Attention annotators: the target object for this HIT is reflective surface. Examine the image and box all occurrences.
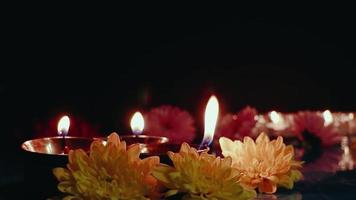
[119,135,169,145]
[21,135,170,155]
[140,143,209,155]
[21,136,97,155]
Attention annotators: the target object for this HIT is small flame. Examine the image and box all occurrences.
[323,110,333,126]
[349,113,354,120]
[130,111,144,135]
[57,115,70,136]
[269,111,282,124]
[201,95,219,146]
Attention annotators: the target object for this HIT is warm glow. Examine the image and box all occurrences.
[269,111,282,124]
[323,110,333,126]
[57,115,70,136]
[349,113,354,120]
[46,143,53,153]
[130,111,144,135]
[202,95,219,146]
[267,111,288,131]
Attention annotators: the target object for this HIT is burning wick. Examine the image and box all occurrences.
[130,111,144,136]
[200,95,219,149]
[57,115,70,153]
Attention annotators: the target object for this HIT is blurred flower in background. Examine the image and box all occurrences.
[144,105,196,143]
[291,111,341,147]
[215,106,258,140]
[301,147,343,183]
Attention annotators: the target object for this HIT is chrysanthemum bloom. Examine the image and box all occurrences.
[144,105,196,143]
[220,133,302,194]
[292,111,341,147]
[53,132,160,200]
[216,106,258,140]
[152,143,256,200]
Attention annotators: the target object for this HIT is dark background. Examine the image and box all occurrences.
[1,6,356,198]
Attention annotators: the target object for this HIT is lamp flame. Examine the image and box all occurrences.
[323,110,333,126]
[349,113,354,120]
[57,115,70,136]
[130,111,144,135]
[269,111,282,124]
[201,95,219,147]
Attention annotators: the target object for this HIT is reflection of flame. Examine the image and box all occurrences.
[323,110,333,126]
[202,95,219,146]
[269,111,282,124]
[57,116,70,136]
[46,143,53,153]
[339,136,354,170]
[130,112,144,135]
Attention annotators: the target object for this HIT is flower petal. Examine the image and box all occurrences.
[220,132,302,194]
[154,143,256,199]
[258,179,277,194]
[53,131,160,199]
[53,167,71,181]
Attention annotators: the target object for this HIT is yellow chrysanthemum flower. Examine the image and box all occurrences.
[219,133,302,194]
[53,132,160,200]
[152,143,256,200]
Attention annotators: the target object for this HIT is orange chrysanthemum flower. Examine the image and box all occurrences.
[53,132,160,200]
[152,143,256,200]
[220,133,302,194]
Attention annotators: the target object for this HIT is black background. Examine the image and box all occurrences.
[1,5,356,198]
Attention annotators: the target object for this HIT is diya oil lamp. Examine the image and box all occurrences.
[21,115,98,156]
[119,111,169,146]
[21,115,99,198]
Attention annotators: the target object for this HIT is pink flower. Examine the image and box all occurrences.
[34,116,101,138]
[302,148,342,173]
[291,111,341,147]
[215,106,258,140]
[301,147,342,182]
[144,105,196,143]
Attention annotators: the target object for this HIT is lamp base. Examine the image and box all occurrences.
[21,137,96,199]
